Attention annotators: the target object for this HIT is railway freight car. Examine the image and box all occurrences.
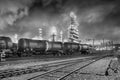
[64,42,80,55]
[0,36,94,58]
[18,38,64,57]
[80,44,92,54]
[0,36,16,57]
[17,38,93,57]
[46,41,63,56]
[18,38,47,57]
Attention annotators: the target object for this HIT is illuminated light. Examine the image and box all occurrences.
[38,28,43,40]
[51,26,57,35]
[48,38,52,41]
[70,11,77,19]
[14,34,18,43]
[50,26,57,42]
[32,36,39,40]
[63,39,68,42]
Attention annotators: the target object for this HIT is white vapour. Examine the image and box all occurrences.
[0,0,33,30]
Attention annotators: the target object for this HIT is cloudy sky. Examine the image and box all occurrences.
[0,0,120,42]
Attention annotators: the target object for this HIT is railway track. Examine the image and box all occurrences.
[0,56,101,79]
[28,56,106,80]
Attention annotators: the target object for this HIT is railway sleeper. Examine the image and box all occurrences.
[43,74,61,78]
[0,75,6,79]
[49,72,68,77]
[55,70,71,74]
[0,73,11,78]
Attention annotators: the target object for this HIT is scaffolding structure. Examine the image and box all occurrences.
[68,12,79,43]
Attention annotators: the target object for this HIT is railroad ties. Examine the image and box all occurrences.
[28,56,106,80]
[0,57,99,79]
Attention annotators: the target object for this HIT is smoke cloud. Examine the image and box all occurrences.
[0,0,120,42]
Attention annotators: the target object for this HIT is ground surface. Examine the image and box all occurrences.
[2,57,119,80]
[64,57,120,80]
[0,51,116,80]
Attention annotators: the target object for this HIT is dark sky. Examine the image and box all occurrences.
[0,0,120,41]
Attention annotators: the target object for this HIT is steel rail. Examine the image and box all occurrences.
[28,56,106,80]
[58,57,104,80]
[0,56,97,79]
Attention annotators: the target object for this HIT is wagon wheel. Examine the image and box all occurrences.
[69,50,73,55]
[27,52,32,57]
[52,52,56,56]
[17,52,22,57]
[57,52,62,56]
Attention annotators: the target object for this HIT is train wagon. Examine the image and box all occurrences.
[0,36,94,58]
[18,38,64,56]
[46,41,63,56]
[18,38,47,56]
[0,36,14,57]
[80,44,91,54]
[64,42,80,55]
[0,37,13,49]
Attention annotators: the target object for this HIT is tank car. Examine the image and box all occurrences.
[18,38,47,56]
[18,38,64,56]
[80,44,91,54]
[46,41,63,56]
[63,42,80,55]
[0,36,14,57]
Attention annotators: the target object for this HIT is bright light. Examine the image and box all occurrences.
[12,34,18,43]
[70,11,76,19]
[32,36,42,40]
[51,26,57,35]
[63,39,68,42]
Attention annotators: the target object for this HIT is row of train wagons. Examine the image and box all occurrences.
[0,37,93,57]
[18,38,64,56]
[17,38,92,56]
[17,39,80,56]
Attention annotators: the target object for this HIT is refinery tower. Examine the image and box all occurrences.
[68,12,79,43]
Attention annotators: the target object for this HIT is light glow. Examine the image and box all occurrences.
[51,26,57,35]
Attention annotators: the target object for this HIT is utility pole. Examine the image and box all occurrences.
[103,38,105,50]
[111,41,114,52]
[106,43,107,50]
[60,31,63,42]
[52,34,56,42]
[93,39,95,48]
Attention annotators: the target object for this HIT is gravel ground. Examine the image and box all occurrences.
[64,57,120,80]
[1,56,110,80]
[0,56,91,71]
[1,56,93,80]
[0,52,112,80]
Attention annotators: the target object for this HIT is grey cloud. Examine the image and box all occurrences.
[0,0,120,41]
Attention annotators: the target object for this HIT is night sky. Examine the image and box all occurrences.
[0,0,120,41]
